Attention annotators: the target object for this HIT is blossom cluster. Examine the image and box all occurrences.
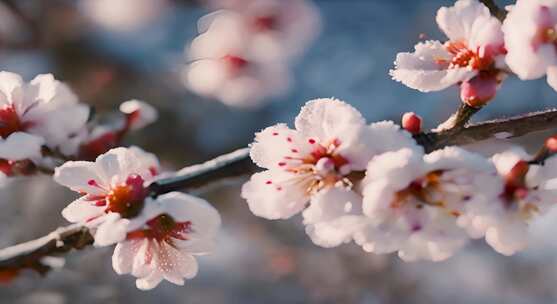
[391,0,557,106]
[184,0,321,107]
[0,71,156,184]
[242,98,557,261]
[55,147,221,290]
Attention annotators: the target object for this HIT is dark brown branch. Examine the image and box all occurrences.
[2,108,557,278]
[416,108,557,152]
[479,0,507,21]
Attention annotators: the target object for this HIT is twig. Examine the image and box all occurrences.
[416,108,557,152]
[2,108,557,277]
[479,0,507,21]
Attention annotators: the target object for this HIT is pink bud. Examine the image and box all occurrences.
[460,73,498,107]
[402,112,422,135]
[546,135,557,152]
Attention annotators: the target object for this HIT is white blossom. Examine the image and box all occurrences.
[199,0,321,62]
[0,71,89,162]
[357,146,499,261]
[502,0,557,91]
[185,10,291,107]
[112,192,221,290]
[54,147,160,246]
[458,148,557,255]
[390,0,505,104]
[242,98,421,225]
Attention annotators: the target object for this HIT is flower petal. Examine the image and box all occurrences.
[294,98,365,141]
[136,271,164,290]
[249,123,313,170]
[0,132,44,160]
[94,214,130,247]
[54,160,106,194]
[436,0,492,42]
[241,170,309,220]
[61,197,105,223]
[303,188,365,248]
[339,121,422,170]
[390,40,476,92]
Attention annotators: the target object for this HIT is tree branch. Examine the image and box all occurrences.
[2,108,557,278]
[479,0,507,21]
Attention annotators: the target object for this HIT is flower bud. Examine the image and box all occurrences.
[545,135,557,152]
[402,112,422,135]
[460,73,498,107]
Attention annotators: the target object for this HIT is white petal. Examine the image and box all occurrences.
[436,0,492,42]
[490,147,530,176]
[364,148,426,191]
[132,239,156,278]
[185,59,229,97]
[249,123,313,170]
[294,98,365,141]
[241,170,309,220]
[339,121,422,170]
[0,132,44,160]
[485,221,528,256]
[136,271,164,290]
[54,160,106,194]
[303,188,365,248]
[93,214,130,247]
[0,71,23,105]
[303,187,362,224]
[390,40,476,92]
[112,239,144,275]
[424,146,495,173]
[119,99,158,130]
[61,198,105,223]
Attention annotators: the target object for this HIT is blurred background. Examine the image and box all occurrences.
[2,0,557,303]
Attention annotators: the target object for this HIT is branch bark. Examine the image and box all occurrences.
[2,108,557,278]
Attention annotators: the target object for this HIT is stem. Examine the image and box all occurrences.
[434,103,482,132]
[2,108,557,277]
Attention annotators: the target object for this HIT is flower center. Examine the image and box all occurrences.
[106,174,147,218]
[253,15,278,31]
[443,41,493,71]
[392,170,461,216]
[222,55,249,74]
[127,213,192,244]
[0,105,26,139]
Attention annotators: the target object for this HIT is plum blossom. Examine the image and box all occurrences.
[113,192,221,290]
[200,0,321,62]
[185,0,320,107]
[78,100,158,161]
[457,148,557,255]
[503,0,557,91]
[119,100,158,131]
[242,98,421,234]
[390,0,506,106]
[0,71,89,173]
[54,147,160,246]
[185,10,290,107]
[357,147,500,261]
